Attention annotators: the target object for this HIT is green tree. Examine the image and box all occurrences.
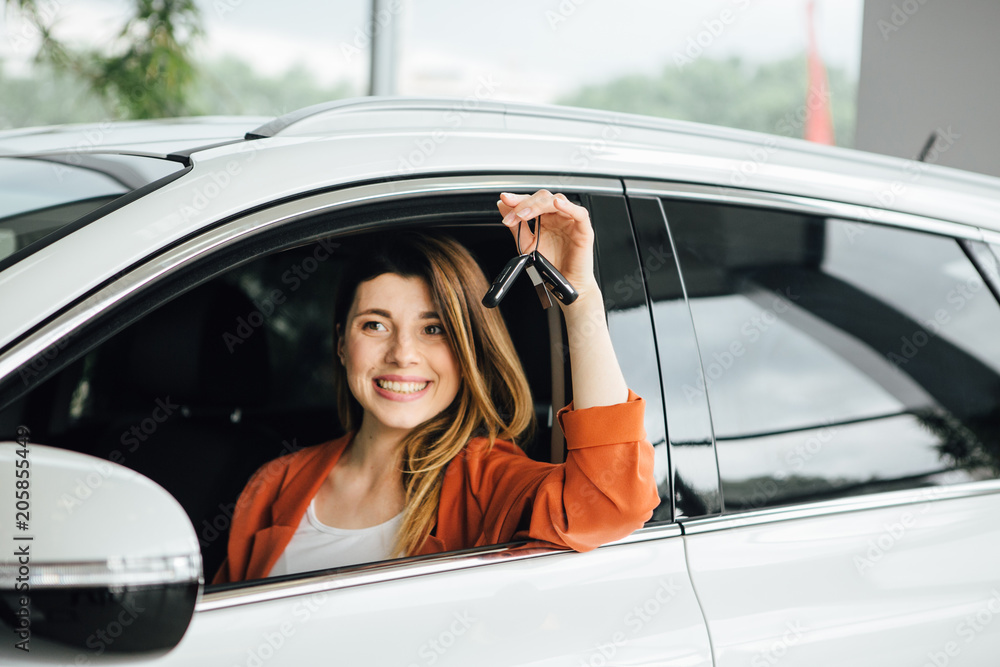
[0,55,357,129]
[558,55,856,148]
[5,0,202,119]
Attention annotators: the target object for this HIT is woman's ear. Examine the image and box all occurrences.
[335,323,345,364]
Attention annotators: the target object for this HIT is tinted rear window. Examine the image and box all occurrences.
[0,153,185,264]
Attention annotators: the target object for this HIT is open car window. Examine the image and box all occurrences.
[0,195,566,585]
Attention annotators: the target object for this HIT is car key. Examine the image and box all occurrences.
[530,250,579,305]
[483,215,578,308]
[482,252,531,308]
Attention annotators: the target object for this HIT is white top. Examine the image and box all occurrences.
[267,499,404,577]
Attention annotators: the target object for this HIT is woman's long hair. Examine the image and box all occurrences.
[332,230,536,557]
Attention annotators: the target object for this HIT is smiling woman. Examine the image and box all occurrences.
[212,191,660,583]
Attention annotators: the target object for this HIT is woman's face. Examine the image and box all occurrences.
[338,273,462,439]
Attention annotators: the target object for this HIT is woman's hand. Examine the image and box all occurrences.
[497,190,601,305]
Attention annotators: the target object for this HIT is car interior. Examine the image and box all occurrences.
[0,197,572,581]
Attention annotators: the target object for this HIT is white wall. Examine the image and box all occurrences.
[856,0,1000,178]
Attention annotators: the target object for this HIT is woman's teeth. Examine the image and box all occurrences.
[376,379,429,394]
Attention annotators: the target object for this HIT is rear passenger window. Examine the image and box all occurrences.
[663,200,1000,511]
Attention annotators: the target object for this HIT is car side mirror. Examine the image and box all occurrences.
[0,442,200,659]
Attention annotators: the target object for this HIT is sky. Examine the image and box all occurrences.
[0,0,864,103]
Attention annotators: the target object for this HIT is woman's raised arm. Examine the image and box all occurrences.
[497,190,628,410]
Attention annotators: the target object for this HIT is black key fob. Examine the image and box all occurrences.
[531,251,579,305]
[482,253,531,308]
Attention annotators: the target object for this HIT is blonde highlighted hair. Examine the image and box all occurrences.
[332,231,536,557]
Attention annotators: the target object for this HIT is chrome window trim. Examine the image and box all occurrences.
[198,523,682,612]
[680,479,1000,535]
[0,174,620,386]
[607,522,682,544]
[624,179,985,242]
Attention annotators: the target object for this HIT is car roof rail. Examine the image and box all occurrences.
[243,95,796,149]
[244,97,510,140]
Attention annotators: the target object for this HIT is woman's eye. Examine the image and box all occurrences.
[363,321,387,332]
[425,324,445,335]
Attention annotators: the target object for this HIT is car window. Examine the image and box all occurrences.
[662,199,1000,512]
[0,154,185,266]
[0,209,558,582]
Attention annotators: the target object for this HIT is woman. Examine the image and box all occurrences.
[213,190,659,583]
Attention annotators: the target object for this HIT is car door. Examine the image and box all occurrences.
[629,180,1000,666]
[0,175,712,666]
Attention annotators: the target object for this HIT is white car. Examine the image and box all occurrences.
[1,98,1000,666]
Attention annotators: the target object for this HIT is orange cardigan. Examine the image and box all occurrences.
[213,389,658,584]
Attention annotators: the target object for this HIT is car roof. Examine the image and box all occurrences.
[2,97,999,353]
[193,97,999,231]
[0,116,269,158]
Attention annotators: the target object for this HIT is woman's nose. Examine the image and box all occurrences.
[386,331,419,365]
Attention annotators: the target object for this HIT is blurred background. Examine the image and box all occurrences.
[1,0,996,176]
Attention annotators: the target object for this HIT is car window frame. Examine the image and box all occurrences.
[0,173,684,607]
[624,194,723,521]
[624,177,1000,535]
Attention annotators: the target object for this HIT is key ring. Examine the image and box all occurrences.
[518,217,554,308]
[482,208,579,309]
[515,215,538,256]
